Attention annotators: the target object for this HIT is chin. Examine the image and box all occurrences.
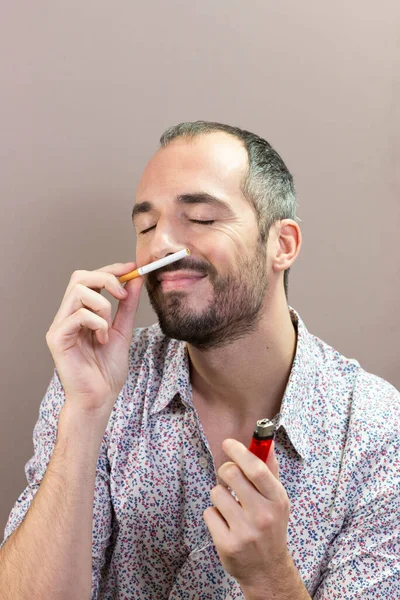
[156,288,211,312]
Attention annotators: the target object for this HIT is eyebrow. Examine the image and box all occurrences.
[132,192,234,223]
[131,201,153,222]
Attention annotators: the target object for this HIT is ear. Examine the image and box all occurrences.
[271,219,302,273]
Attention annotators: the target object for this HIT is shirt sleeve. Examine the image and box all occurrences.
[313,374,400,599]
[0,370,114,599]
[313,491,400,598]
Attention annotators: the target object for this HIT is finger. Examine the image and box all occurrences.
[112,276,143,341]
[209,484,244,529]
[58,271,129,323]
[218,461,271,515]
[222,439,281,501]
[203,506,230,542]
[54,284,113,329]
[49,308,109,350]
[63,262,137,299]
[87,261,137,294]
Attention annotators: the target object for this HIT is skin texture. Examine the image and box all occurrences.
[133,132,310,598]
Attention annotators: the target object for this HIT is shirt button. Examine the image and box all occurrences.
[199,456,208,468]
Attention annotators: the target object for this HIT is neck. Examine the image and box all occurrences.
[187,291,297,425]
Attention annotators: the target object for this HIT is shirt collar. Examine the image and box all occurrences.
[149,308,317,463]
[277,307,317,462]
[149,333,192,416]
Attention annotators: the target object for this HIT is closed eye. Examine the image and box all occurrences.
[190,219,215,225]
[139,225,156,235]
[139,219,215,235]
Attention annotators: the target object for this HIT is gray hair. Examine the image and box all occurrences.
[160,121,297,298]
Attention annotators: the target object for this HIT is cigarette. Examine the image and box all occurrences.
[118,248,191,283]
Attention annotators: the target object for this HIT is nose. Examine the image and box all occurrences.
[149,217,187,260]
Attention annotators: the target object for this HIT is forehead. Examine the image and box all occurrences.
[135,132,249,204]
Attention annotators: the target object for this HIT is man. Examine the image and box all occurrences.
[0,121,399,599]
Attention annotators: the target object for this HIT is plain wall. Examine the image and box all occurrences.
[1,0,399,532]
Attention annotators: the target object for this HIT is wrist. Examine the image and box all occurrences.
[240,553,310,600]
[57,401,109,454]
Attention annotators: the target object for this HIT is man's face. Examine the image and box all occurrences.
[133,132,269,349]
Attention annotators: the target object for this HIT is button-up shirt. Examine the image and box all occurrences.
[2,309,400,598]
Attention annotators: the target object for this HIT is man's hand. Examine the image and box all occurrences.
[46,262,143,422]
[203,439,310,599]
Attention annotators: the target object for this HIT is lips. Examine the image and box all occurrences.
[157,270,206,282]
[157,270,207,291]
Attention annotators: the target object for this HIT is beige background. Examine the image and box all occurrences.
[1,1,399,533]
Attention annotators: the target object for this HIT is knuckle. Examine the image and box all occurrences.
[252,464,269,484]
[216,464,225,479]
[76,307,106,329]
[209,485,220,503]
[101,273,116,289]
[92,293,110,313]
[211,484,228,503]
[278,496,290,518]
[71,269,85,283]
[224,538,245,558]
[222,462,241,482]
[111,273,122,286]
[76,306,90,319]
[46,327,60,350]
[254,512,273,531]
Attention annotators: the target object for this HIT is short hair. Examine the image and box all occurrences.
[160,121,297,299]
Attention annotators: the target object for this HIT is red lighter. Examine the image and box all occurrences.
[248,418,275,462]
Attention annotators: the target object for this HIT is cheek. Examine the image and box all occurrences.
[135,241,150,268]
[190,229,235,266]
[201,224,256,265]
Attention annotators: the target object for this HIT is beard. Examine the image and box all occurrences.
[145,242,268,350]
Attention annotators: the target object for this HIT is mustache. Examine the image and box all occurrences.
[146,257,217,285]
